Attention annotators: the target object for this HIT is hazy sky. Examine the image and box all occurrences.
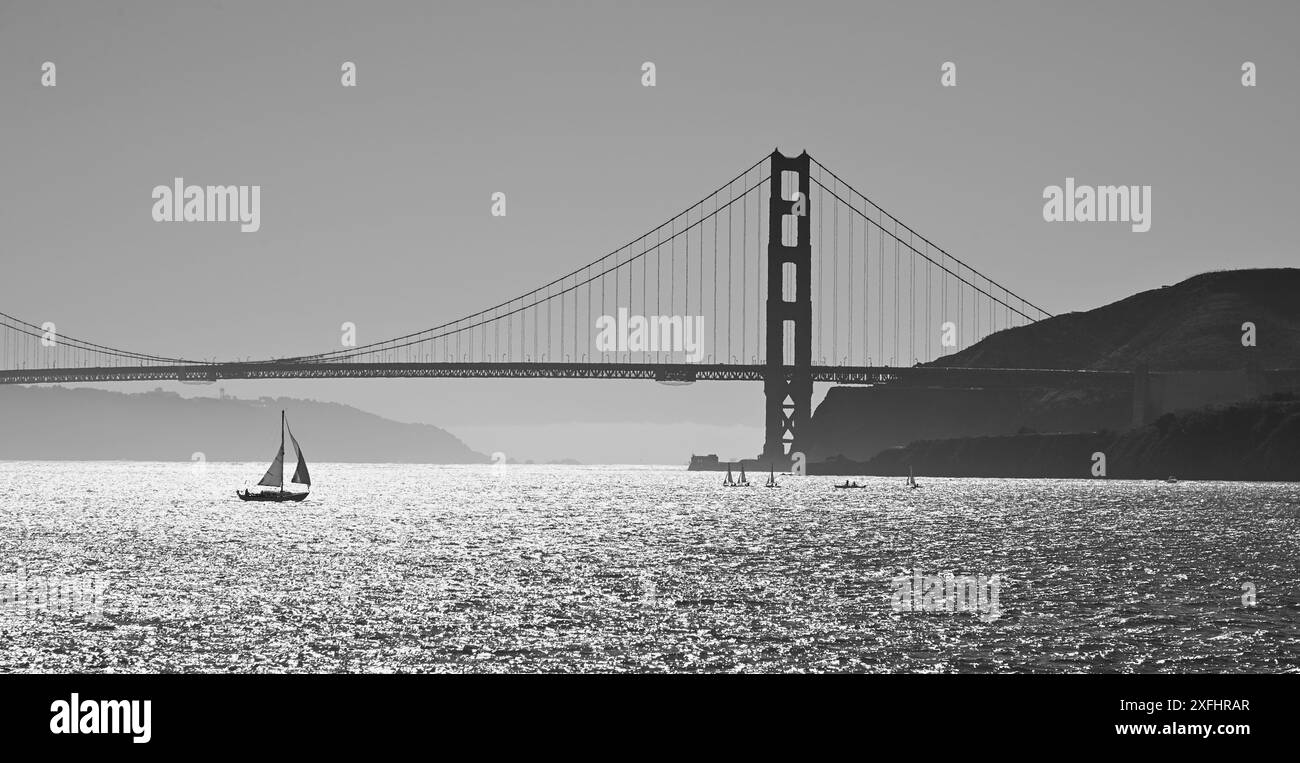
[2,1,1297,462]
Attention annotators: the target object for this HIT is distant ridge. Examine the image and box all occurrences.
[933,268,1300,371]
[0,385,486,463]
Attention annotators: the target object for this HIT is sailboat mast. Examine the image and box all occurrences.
[280,410,286,490]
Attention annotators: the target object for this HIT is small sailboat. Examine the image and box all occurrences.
[765,466,777,488]
[237,410,310,502]
[906,466,919,489]
[737,463,750,486]
[723,464,736,487]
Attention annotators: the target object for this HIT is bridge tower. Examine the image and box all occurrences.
[762,150,813,464]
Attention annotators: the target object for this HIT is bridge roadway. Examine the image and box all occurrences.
[0,361,1135,389]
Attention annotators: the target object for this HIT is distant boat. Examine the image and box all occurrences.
[724,464,735,487]
[1164,476,1179,483]
[237,410,310,502]
[907,467,919,489]
[834,479,867,490]
[737,463,750,486]
[765,466,777,488]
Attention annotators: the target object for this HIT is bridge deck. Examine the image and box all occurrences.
[0,362,1135,389]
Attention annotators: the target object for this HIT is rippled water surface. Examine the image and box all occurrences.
[2,462,1298,673]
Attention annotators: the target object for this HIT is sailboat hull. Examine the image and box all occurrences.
[237,489,309,503]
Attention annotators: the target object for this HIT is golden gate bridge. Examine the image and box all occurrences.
[1,150,1139,460]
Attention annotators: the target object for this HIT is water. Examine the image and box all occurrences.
[2,462,1297,673]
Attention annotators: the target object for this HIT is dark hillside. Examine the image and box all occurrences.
[934,269,1300,371]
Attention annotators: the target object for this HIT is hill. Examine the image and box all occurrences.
[0,385,486,463]
[935,268,1300,371]
[801,269,1300,462]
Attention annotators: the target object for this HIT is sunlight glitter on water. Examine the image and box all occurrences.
[1,462,1297,673]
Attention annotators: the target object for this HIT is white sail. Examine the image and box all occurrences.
[288,426,310,486]
[257,445,284,488]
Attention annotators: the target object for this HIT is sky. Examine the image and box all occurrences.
[1,0,1297,463]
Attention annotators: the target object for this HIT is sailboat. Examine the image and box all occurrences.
[765,466,777,488]
[237,410,310,502]
[723,464,736,487]
[737,463,750,486]
[906,466,919,489]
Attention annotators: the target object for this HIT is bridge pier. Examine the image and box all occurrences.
[762,150,813,464]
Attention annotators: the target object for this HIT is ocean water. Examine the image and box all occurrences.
[1,462,1297,673]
